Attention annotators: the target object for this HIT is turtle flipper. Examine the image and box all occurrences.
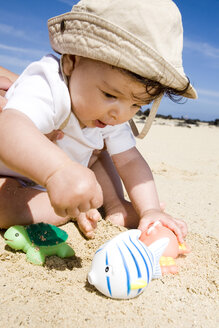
[26,248,46,265]
[56,244,75,258]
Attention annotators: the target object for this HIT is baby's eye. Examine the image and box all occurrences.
[102,91,116,99]
[132,104,142,110]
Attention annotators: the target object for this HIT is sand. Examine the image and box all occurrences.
[0,118,218,328]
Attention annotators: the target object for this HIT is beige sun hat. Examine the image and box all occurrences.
[48,0,197,138]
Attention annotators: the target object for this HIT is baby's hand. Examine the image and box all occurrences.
[0,76,12,110]
[76,209,101,239]
[45,161,103,218]
[138,209,187,244]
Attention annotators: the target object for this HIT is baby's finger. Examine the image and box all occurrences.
[67,207,81,218]
[87,209,101,223]
[55,206,80,218]
[173,218,188,238]
[88,219,98,232]
[161,219,184,243]
[0,76,12,90]
[77,213,95,239]
[78,203,91,213]
[138,218,155,232]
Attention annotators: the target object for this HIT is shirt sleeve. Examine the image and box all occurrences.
[102,122,136,156]
[4,55,70,134]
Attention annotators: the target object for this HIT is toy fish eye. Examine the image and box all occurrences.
[15,233,19,237]
[105,265,113,274]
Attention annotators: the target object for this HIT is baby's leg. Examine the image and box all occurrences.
[0,177,101,238]
[0,177,69,229]
[90,150,140,228]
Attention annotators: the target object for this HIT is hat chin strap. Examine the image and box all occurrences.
[129,94,163,139]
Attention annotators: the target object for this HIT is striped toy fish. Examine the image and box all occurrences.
[88,229,169,299]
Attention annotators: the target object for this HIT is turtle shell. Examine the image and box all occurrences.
[26,223,68,246]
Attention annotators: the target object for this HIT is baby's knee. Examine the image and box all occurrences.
[106,214,126,227]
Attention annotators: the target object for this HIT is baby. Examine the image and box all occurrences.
[0,0,196,241]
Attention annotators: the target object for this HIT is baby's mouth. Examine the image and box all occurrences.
[94,120,107,128]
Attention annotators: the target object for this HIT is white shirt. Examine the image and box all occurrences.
[1,55,135,180]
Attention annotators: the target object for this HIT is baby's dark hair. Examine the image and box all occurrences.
[117,67,190,104]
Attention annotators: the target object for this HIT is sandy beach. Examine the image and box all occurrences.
[0,118,218,328]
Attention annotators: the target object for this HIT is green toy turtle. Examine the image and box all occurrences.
[4,223,75,265]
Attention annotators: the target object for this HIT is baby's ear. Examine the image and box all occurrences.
[62,54,75,77]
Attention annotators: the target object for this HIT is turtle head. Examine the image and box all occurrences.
[4,226,29,250]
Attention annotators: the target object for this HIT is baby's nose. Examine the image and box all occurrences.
[108,109,117,122]
[108,104,128,123]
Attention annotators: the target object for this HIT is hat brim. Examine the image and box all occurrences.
[48,12,197,99]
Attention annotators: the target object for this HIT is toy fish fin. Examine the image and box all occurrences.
[148,237,169,258]
[148,237,169,274]
[152,262,162,279]
[130,278,147,290]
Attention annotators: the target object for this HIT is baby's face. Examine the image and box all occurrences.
[64,56,150,128]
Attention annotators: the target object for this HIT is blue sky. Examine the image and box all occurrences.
[0,0,218,121]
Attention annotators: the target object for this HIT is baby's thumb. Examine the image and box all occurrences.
[138,220,151,233]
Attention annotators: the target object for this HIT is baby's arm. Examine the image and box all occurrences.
[0,109,103,217]
[112,147,187,243]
